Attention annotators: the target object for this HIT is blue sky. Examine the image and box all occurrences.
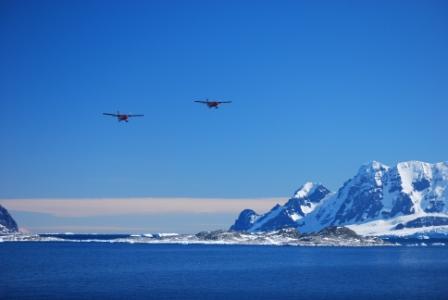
[1,0,447,232]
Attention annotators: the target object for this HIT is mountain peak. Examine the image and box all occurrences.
[229,209,260,232]
[359,161,389,173]
[293,182,329,201]
[0,204,19,233]
[229,182,332,232]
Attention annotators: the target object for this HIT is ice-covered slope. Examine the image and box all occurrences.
[299,161,448,235]
[230,182,331,232]
[0,204,19,234]
[231,161,448,237]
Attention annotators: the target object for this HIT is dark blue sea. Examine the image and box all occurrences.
[1,243,448,300]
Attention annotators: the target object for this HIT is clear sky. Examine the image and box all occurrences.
[1,0,447,232]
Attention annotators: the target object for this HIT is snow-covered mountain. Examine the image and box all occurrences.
[230,161,448,236]
[0,204,19,234]
[231,182,331,232]
[229,209,260,231]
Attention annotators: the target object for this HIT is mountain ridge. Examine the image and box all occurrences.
[0,204,19,234]
[230,160,448,236]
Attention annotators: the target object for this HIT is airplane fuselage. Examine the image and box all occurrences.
[206,101,220,108]
[103,112,143,122]
[194,99,231,109]
[117,115,129,122]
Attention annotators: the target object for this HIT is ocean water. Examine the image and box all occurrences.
[1,243,448,300]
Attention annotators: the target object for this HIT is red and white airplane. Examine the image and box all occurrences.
[103,112,144,122]
[194,99,232,109]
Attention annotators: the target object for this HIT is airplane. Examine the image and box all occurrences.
[102,112,144,122]
[194,99,232,109]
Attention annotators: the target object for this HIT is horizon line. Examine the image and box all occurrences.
[0,197,286,218]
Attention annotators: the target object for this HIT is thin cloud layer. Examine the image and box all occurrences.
[1,198,283,218]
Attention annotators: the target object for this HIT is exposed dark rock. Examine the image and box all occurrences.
[0,205,18,233]
[251,209,297,232]
[413,178,430,191]
[425,200,445,213]
[274,228,302,239]
[395,223,405,230]
[402,217,448,229]
[229,209,259,231]
[390,193,414,216]
[195,230,242,241]
[317,226,360,239]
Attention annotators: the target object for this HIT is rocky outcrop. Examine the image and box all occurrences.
[0,204,19,234]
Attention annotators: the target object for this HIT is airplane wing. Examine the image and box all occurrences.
[103,113,118,117]
[128,114,144,117]
[194,101,208,104]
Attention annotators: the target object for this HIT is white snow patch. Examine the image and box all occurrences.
[347,213,448,237]
[294,182,317,198]
[301,202,317,214]
[289,213,301,222]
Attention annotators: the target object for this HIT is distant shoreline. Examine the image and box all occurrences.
[2,231,448,247]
